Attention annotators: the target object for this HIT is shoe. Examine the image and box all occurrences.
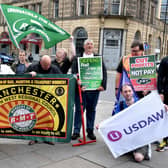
[28,140,38,145]
[87,132,96,140]
[156,140,168,152]
[44,141,55,145]
[71,133,80,140]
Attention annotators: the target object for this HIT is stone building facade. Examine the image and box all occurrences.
[0,0,167,70]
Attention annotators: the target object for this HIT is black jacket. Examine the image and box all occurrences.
[157,56,168,94]
[52,58,72,74]
[26,62,62,74]
[71,54,107,90]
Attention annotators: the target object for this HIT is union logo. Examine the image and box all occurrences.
[107,131,122,142]
[8,104,37,132]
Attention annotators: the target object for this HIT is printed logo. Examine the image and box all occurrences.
[9,104,36,132]
[107,131,122,142]
[137,78,151,85]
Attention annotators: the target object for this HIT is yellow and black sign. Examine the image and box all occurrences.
[0,74,76,143]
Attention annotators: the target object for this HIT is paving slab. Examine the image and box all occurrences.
[41,156,104,168]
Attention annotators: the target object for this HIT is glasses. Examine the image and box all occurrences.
[131,50,140,53]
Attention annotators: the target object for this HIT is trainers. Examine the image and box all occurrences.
[87,132,96,140]
[71,133,80,140]
[156,140,168,152]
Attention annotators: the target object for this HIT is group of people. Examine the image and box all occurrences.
[114,39,168,162]
[5,37,107,145]
[2,36,168,163]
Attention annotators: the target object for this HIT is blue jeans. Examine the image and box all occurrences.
[73,90,100,134]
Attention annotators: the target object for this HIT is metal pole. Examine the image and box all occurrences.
[162,0,168,57]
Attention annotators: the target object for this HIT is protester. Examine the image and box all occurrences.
[71,39,107,140]
[28,53,33,63]
[156,56,168,151]
[117,84,151,162]
[52,36,76,74]
[26,55,62,145]
[11,49,30,74]
[115,40,147,98]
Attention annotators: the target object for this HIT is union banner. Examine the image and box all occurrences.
[0,74,76,143]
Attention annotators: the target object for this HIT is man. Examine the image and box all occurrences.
[71,39,107,140]
[115,40,146,98]
[52,36,76,74]
[156,56,168,151]
[26,55,62,145]
[27,55,62,75]
[117,84,150,162]
[11,49,30,74]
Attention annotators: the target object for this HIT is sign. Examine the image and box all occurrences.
[0,4,70,49]
[78,56,103,90]
[99,91,168,158]
[0,74,76,143]
[129,55,157,91]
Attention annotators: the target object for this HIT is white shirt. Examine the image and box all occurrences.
[83,53,94,58]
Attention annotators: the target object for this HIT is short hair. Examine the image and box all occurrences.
[19,49,26,56]
[131,40,144,51]
[84,39,94,46]
[56,48,67,57]
[121,83,133,92]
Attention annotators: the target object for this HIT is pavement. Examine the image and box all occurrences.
[0,100,168,168]
[0,71,168,168]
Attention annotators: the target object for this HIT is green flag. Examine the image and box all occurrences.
[0,4,70,49]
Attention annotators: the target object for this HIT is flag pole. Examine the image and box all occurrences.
[73,74,96,147]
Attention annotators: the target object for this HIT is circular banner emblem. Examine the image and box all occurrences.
[9,104,37,132]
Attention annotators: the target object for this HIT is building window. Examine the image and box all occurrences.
[134,31,141,40]
[74,27,88,57]
[54,0,59,18]
[37,3,42,14]
[106,39,118,46]
[79,0,85,16]
[137,0,144,19]
[111,0,120,15]
[104,0,120,15]
[150,5,155,24]
[32,4,36,11]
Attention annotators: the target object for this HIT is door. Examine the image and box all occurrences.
[103,29,122,70]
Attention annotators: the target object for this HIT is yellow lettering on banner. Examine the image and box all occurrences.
[26,87,31,94]
[44,93,51,101]
[51,81,66,84]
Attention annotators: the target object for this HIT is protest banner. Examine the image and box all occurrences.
[129,55,157,91]
[78,56,103,90]
[99,91,168,158]
[0,74,75,143]
[0,4,70,49]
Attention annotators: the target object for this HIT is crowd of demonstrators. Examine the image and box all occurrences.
[52,36,76,74]
[71,39,107,141]
[26,55,62,145]
[11,49,30,74]
[115,84,151,162]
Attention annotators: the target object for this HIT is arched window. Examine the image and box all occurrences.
[156,37,161,50]
[134,31,141,40]
[73,27,88,57]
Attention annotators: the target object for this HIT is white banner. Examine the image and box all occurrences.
[98,91,168,158]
